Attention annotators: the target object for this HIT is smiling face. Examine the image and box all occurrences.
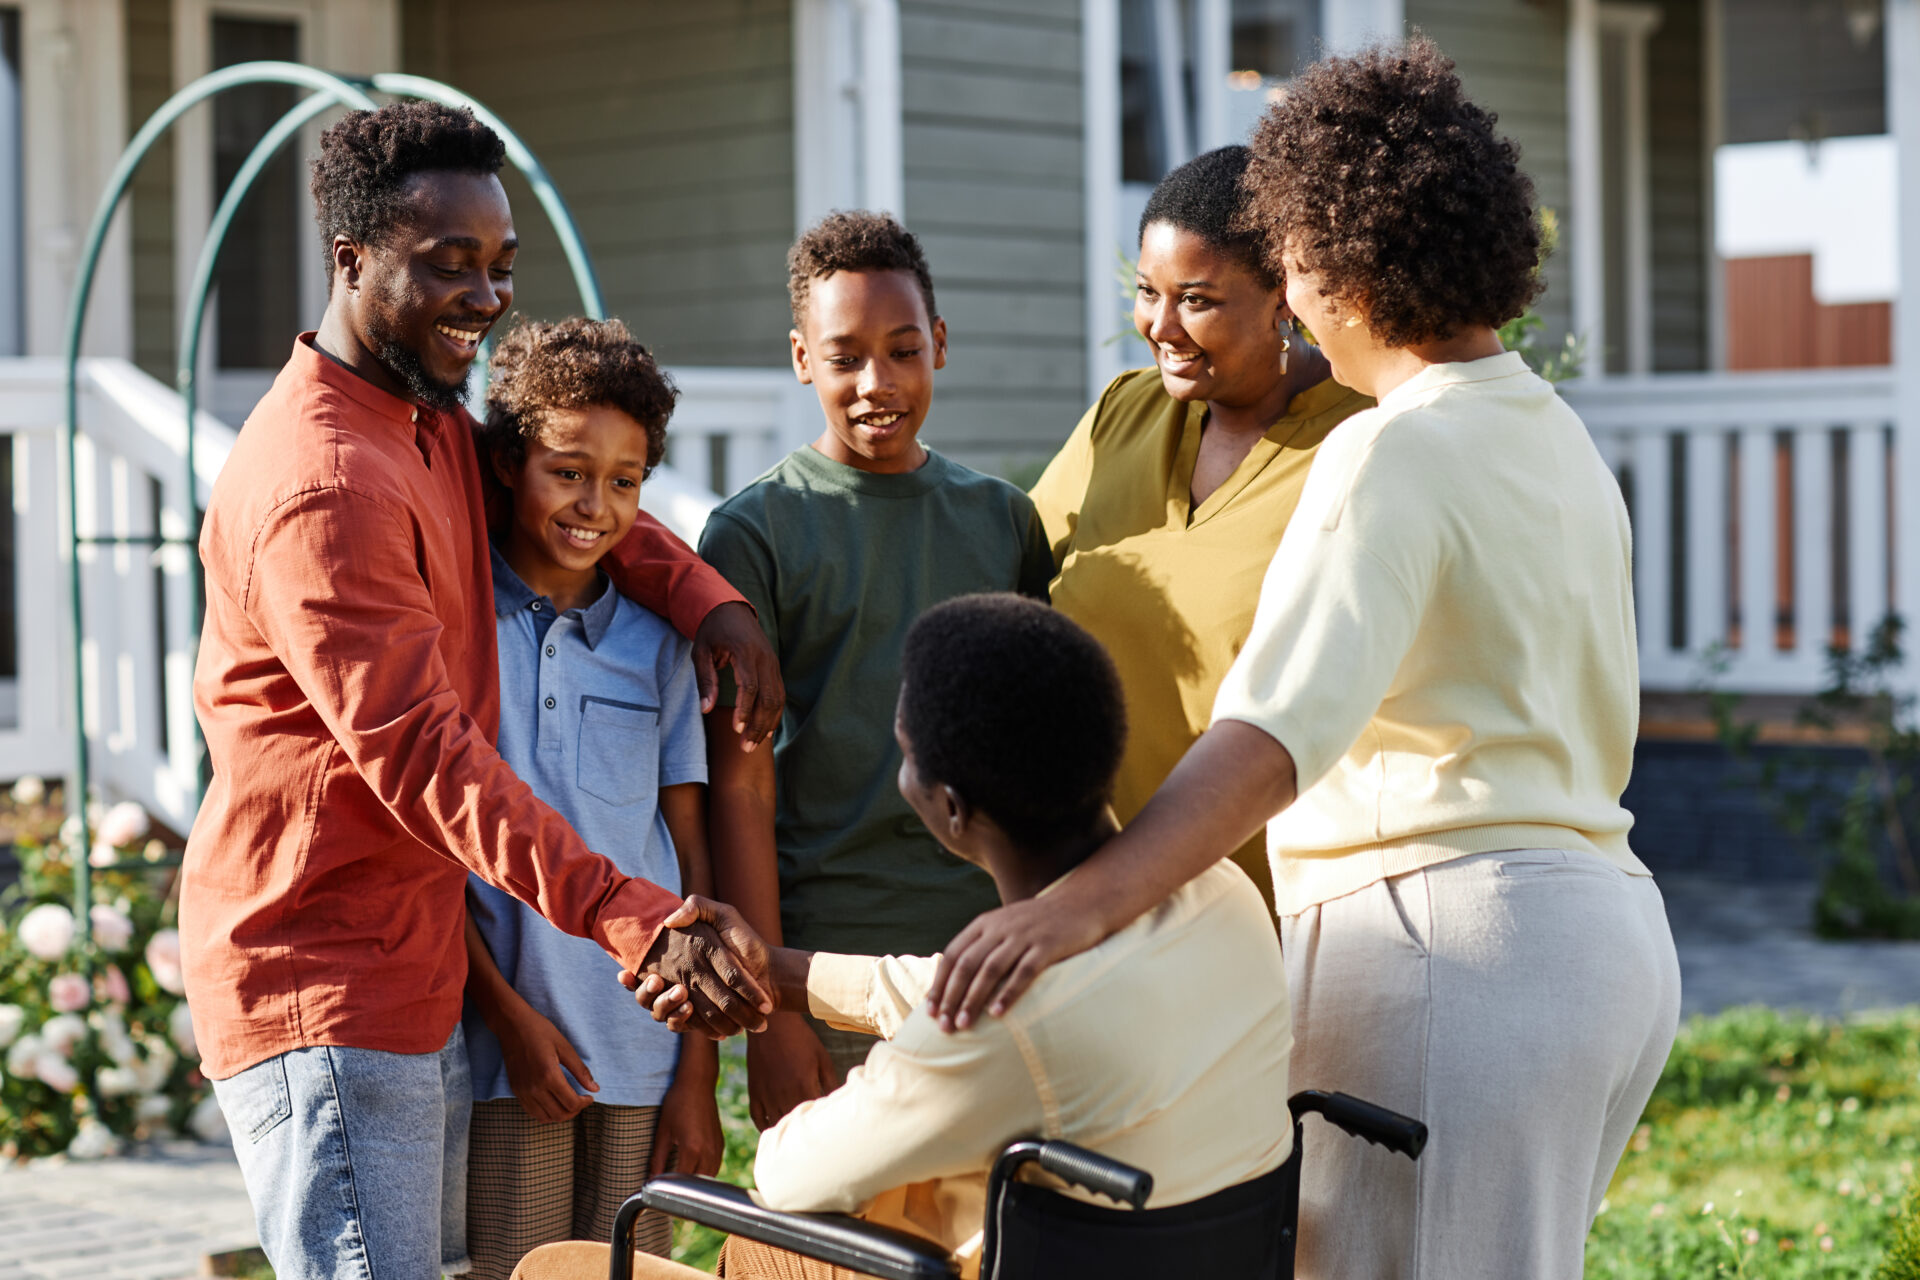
[1134,221,1292,407]
[494,404,651,607]
[343,169,516,408]
[792,269,947,474]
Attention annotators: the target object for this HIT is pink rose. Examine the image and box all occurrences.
[89,905,134,953]
[97,802,149,849]
[97,964,131,1008]
[47,973,90,1014]
[36,1053,79,1093]
[17,904,74,961]
[145,929,184,996]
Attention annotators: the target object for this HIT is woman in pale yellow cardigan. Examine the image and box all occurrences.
[933,39,1680,1280]
[1030,143,1369,911]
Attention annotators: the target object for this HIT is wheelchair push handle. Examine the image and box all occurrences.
[1006,1139,1153,1209]
[1290,1089,1429,1159]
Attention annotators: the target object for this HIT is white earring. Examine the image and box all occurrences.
[1279,327,1291,376]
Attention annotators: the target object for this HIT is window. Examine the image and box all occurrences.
[1226,0,1318,142]
[0,5,22,357]
[211,15,301,371]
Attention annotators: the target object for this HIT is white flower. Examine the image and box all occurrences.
[95,1011,137,1067]
[88,906,134,954]
[189,1094,227,1143]
[47,973,89,1014]
[97,802,149,848]
[136,1095,172,1124]
[168,1003,198,1059]
[0,1004,25,1049]
[39,1014,87,1056]
[96,1065,140,1098]
[66,1117,119,1160]
[10,776,44,806]
[6,1034,43,1079]
[87,844,118,868]
[17,903,75,961]
[131,1038,174,1093]
[35,1052,78,1092]
[145,929,184,995]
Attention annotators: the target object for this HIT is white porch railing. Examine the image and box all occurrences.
[1566,367,1899,695]
[0,356,808,827]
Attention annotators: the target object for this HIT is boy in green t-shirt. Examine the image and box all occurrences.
[700,211,1053,1131]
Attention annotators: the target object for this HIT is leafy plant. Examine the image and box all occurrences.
[0,779,212,1160]
[1879,1177,1920,1280]
[1706,616,1920,940]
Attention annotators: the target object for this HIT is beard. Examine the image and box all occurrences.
[365,310,470,412]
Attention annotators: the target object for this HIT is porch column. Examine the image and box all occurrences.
[1081,0,1123,401]
[1893,0,1920,678]
[1566,0,1605,377]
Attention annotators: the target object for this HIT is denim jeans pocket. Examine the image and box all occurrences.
[221,1053,293,1144]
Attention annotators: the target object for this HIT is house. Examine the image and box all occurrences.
[0,0,1916,843]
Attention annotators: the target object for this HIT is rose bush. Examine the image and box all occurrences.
[0,782,209,1160]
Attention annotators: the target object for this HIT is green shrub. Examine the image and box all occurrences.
[1879,1179,1920,1280]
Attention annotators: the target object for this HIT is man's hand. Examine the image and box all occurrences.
[924,896,1105,1033]
[639,906,772,1039]
[497,1006,598,1124]
[650,1072,725,1178]
[745,1014,836,1130]
[692,602,785,750]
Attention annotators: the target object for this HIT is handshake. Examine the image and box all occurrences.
[627,897,795,1037]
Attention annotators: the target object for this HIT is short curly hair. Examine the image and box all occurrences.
[900,594,1126,851]
[479,318,678,477]
[786,210,938,329]
[1240,37,1543,346]
[310,101,505,281]
[1139,145,1275,288]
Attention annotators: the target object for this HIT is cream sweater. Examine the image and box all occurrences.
[1212,351,1649,915]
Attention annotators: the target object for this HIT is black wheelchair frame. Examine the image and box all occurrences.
[611,1090,1427,1280]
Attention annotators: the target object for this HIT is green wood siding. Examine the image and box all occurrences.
[1404,0,1573,349]
[400,0,795,369]
[901,0,1085,468]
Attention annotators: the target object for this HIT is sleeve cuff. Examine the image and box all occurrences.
[588,876,684,974]
[805,952,881,1033]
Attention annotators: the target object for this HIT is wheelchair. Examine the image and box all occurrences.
[610,1090,1427,1280]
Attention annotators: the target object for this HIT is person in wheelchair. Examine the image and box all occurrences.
[517,593,1294,1279]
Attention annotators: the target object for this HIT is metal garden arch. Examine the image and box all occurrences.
[61,62,607,946]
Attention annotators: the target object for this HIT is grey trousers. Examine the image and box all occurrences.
[1281,848,1680,1280]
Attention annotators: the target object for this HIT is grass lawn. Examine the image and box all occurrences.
[675,1007,1920,1277]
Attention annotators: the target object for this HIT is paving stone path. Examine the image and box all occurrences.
[5,876,1917,1279]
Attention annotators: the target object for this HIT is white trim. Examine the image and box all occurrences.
[20,0,129,359]
[1889,0,1920,670]
[1568,0,1604,376]
[1149,0,1191,169]
[1703,0,1725,370]
[1082,0,1123,400]
[1320,0,1402,55]
[1600,3,1662,375]
[792,0,903,230]
[1192,0,1230,151]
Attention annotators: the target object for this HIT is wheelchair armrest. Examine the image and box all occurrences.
[1289,1090,1429,1160]
[630,1175,959,1280]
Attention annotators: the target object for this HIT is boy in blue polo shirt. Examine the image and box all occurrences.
[460,318,721,1280]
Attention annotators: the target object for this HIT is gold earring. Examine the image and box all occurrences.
[1279,327,1291,376]
[1343,315,1362,329]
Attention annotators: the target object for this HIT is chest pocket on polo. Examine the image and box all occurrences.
[577,697,660,807]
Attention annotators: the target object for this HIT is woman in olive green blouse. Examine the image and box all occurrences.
[1030,144,1368,908]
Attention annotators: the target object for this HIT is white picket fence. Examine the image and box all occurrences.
[0,354,809,829]
[1565,367,1900,694]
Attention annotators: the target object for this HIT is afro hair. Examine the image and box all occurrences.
[900,594,1126,851]
[1139,145,1275,287]
[786,210,938,329]
[310,100,506,282]
[479,317,678,477]
[1240,37,1544,346]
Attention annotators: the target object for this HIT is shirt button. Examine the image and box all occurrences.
[544,696,556,710]
[530,601,542,612]
[545,644,555,657]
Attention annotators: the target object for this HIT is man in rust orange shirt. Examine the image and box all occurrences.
[182,102,778,1279]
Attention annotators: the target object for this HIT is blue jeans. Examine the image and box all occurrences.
[214,1025,473,1279]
